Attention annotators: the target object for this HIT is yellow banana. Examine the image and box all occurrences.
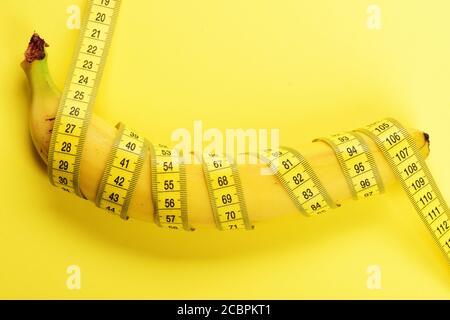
[22,34,430,229]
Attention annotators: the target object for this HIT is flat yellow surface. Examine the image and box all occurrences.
[1,0,449,299]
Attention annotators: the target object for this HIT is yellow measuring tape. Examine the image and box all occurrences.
[203,153,252,230]
[315,132,384,200]
[259,147,336,216]
[43,1,449,265]
[96,123,148,220]
[150,144,191,231]
[358,118,450,262]
[48,0,121,196]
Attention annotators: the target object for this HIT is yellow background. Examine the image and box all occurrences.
[1,0,449,299]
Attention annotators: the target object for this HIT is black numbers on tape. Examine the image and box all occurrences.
[411,177,426,191]
[213,160,222,168]
[436,221,449,235]
[74,90,84,100]
[119,158,129,168]
[302,188,313,200]
[101,0,110,6]
[338,136,350,143]
[404,163,418,176]
[165,198,175,208]
[346,146,358,157]
[61,142,72,153]
[282,159,293,170]
[65,123,76,134]
[395,147,409,161]
[163,162,173,171]
[354,162,365,174]
[91,29,101,38]
[125,142,136,151]
[164,180,174,190]
[129,132,139,139]
[386,132,401,146]
[225,211,236,220]
[272,151,282,158]
[221,194,232,204]
[59,160,69,171]
[109,192,119,202]
[374,122,390,133]
[161,149,171,156]
[311,202,322,211]
[165,215,175,223]
[217,176,228,186]
[69,107,80,116]
[87,45,97,55]
[82,60,93,69]
[78,75,89,85]
[96,12,106,22]
[105,206,115,213]
[360,178,371,188]
[428,207,441,221]
[364,191,374,198]
[292,173,304,185]
[114,176,125,187]
[419,192,433,206]
[58,176,68,185]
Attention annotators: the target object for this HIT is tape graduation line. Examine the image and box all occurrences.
[48,0,121,197]
[202,153,252,231]
[315,132,384,200]
[150,144,191,231]
[259,147,336,216]
[359,118,450,263]
[95,123,148,220]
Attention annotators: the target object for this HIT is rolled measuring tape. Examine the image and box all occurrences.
[150,143,191,231]
[358,118,450,262]
[47,0,121,196]
[259,147,336,216]
[95,123,148,220]
[202,153,253,231]
[314,131,384,200]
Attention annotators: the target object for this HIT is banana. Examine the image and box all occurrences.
[22,33,431,229]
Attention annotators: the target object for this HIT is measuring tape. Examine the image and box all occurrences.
[150,144,191,230]
[203,153,252,231]
[95,123,148,220]
[259,147,336,216]
[358,118,450,262]
[315,132,384,200]
[47,0,121,196]
[41,1,450,265]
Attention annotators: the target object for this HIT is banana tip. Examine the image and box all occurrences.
[424,132,430,144]
[23,33,48,64]
[424,132,430,152]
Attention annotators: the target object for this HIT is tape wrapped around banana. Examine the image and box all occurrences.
[22,34,434,232]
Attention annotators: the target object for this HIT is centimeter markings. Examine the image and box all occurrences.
[202,153,252,231]
[359,118,450,262]
[315,132,384,200]
[95,124,147,220]
[259,147,336,216]
[150,144,191,231]
[48,0,121,196]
